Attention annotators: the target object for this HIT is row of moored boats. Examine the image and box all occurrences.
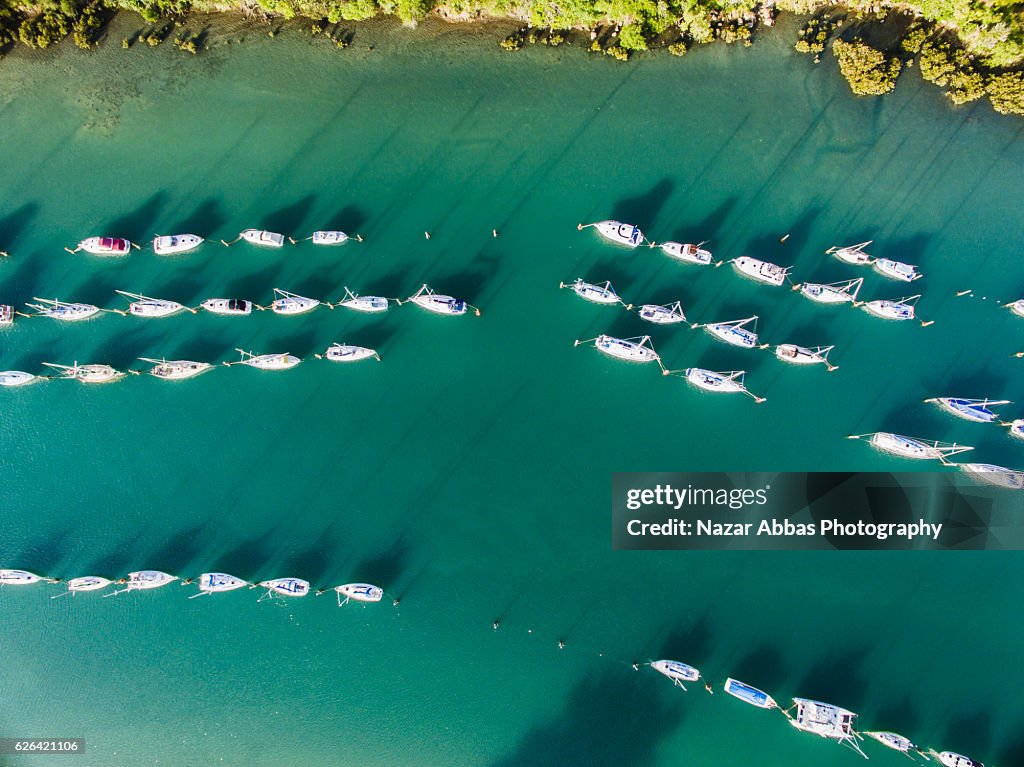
[63,229,360,257]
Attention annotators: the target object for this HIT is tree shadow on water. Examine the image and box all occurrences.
[488,667,685,767]
[612,178,674,229]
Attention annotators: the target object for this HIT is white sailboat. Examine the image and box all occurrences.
[226,349,301,370]
[650,660,705,691]
[638,301,687,325]
[55,576,113,596]
[935,751,984,767]
[334,288,390,313]
[657,241,714,265]
[1008,419,1024,440]
[731,256,790,286]
[231,229,285,248]
[957,463,1024,490]
[827,240,873,265]
[106,570,178,596]
[874,258,922,282]
[775,344,838,371]
[270,288,321,315]
[788,698,866,758]
[139,358,212,380]
[797,277,863,304]
[575,335,661,364]
[681,368,765,402]
[403,284,475,316]
[42,362,126,383]
[0,371,39,387]
[926,397,1010,423]
[191,573,250,597]
[117,290,193,318]
[864,731,922,756]
[153,234,203,255]
[578,220,644,248]
[0,569,56,585]
[701,316,764,349]
[850,432,974,461]
[330,583,384,606]
[26,298,102,321]
[560,278,629,308]
[859,294,921,321]
[258,577,310,599]
[72,236,134,256]
[200,298,253,316]
[319,343,380,362]
[1004,299,1024,317]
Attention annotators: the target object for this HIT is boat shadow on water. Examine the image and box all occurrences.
[0,201,40,250]
[740,206,823,267]
[728,642,791,694]
[84,532,147,581]
[351,540,409,596]
[262,194,318,236]
[145,523,211,576]
[668,196,738,247]
[942,710,994,765]
[872,232,933,267]
[610,178,674,232]
[324,203,369,234]
[486,666,685,767]
[653,616,716,669]
[794,645,872,714]
[102,191,168,242]
[207,530,279,582]
[10,525,78,576]
[169,197,230,239]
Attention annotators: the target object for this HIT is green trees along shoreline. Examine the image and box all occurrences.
[0,0,1022,116]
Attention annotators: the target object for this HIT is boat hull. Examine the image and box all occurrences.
[312,231,349,245]
[870,432,943,460]
[706,324,758,348]
[651,660,700,683]
[733,257,787,286]
[863,301,914,320]
[775,345,823,365]
[324,345,377,362]
[594,336,658,362]
[201,299,252,316]
[260,578,310,597]
[67,576,112,592]
[240,230,285,247]
[685,369,744,393]
[0,371,37,386]
[594,221,643,248]
[800,284,856,304]
[723,678,775,709]
[198,573,249,593]
[153,234,203,255]
[337,583,384,602]
[150,361,212,380]
[79,237,131,256]
[411,296,466,315]
[874,258,920,282]
[638,305,686,324]
[572,283,619,305]
[126,571,178,590]
[660,242,711,265]
[241,355,301,370]
[339,298,389,313]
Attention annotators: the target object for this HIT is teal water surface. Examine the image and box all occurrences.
[1,16,1023,767]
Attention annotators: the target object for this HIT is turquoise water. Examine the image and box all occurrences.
[1,15,1023,766]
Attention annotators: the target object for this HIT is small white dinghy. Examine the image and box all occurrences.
[72,236,134,256]
[26,298,101,321]
[851,432,973,461]
[258,577,310,600]
[139,358,212,380]
[731,256,790,286]
[53,576,113,597]
[650,660,706,692]
[334,288,390,313]
[153,234,203,255]
[559,278,629,308]
[1008,419,1024,440]
[702,316,764,349]
[864,731,921,755]
[0,371,39,387]
[231,229,285,248]
[874,258,921,282]
[0,569,55,585]
[575,335,661,364]
[106,570,179,596]
[578,220,644,248]
[117,290,193,318]
[638,301,687,325]
[191,573,250,598]
[1004,299,1024,317]
[957,463,1024,490]
[310,230,352,245]
[226,349,301,371]
[827,240,873,265]
[319,343,380,362]
[797,277,863,304]
[926,397,1009,423]
[775,344,838,371]
[271,288,321,315]
[681,368,765,402]
[788,698,866,758]
[201,298,253,316]
[859,294,921,321]
[42,362,125,383]
[658,241,714,265]
[403,284,475,316]
[329,583,384,606]
[723,678,777,709]
[935,751,983,767]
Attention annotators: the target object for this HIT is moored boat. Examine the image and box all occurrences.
[658,241,713,265]
[788,698,866,757]
[927,397,1009,423]
[797,277,863,304]
[579,220,644,248]
[194,573,250,596]
[576,334,660,364]
[864,731,920,754]
[861,294,920,321]
[117,290,191,318]
[957,463,1024,490]
[106,570,179,595]
[258,577,310,598]
[26,298,101,321]
[0,304,13,325]
[310,230,351,245]
[271,288,321,315]
[1005,299,1024,317]
[723,678,777,709]
[874,258,921,282]
[139,358,212,380]
[775,344,837,370]
[0,569,55,585]
[42,362,125,383]
[153,234,203,255]
[560,278,628,307]
[937,751,983,767]
[650,660,702,690]
[0,371,38,387]
[731,256,790,286]
[827,240,873,265]
[235,229,285,248]
[703,316,762,349]
[227,349,301,370]
[334,288,390,313]
[855,432,973,461]
[681,368,765,402]
[331,583,384,606]
[403,284,472,316]
[321,343,380,362]
[638,301,687,325]
[200,298,253,316]
[74,236,133,256]
[62,576,113,594]
[1009,419,1024,440]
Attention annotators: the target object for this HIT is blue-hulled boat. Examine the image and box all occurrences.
[723,678,777,709]
[928,397,1010,423]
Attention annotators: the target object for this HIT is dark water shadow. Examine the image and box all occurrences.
[795,645,871,710]
[352,540,408,590]
[104,192,167,240]
[262,195,317,236]
[997,728,1024,767]
[655,616,715,667]
[875,233,933,266]
[335,322,397,352]
[85,532,147,579]
[487,666,684,767]
[941,710,992,761]
[742,206,822,265]
[210,530,278,581]
[222,265,281,299]
[170,197,229,237]
[729,643,790,693]
[146,524,209,575]
[872,694,922,739]
[265,327,318,357]
[13,526,78,576]
[155,274,208,306]
[325,204,369,234]
[362,268,415,299]
[436,249,502,301]
[0,202,41,250]
[670,197,738,244]
[612,178,674,229]
[88,323,169,367]
[282,535,341,588]
[69,269,129,306]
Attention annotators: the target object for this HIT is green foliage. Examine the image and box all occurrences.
[617,23,647,51]
[603,43,628,60]
[499,29,522,49]
[795,16,837,55]
[918,40,985,103]
[71,5,102,49]
[326,0,376,21]
[901,21,928,54]
[986,71,1024,114]
[832,38,902,95]
[174,33,197,51]
[718,21,751,45]
[668,40,686,56]
[18,9,70,48]
[0,0,24,44]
